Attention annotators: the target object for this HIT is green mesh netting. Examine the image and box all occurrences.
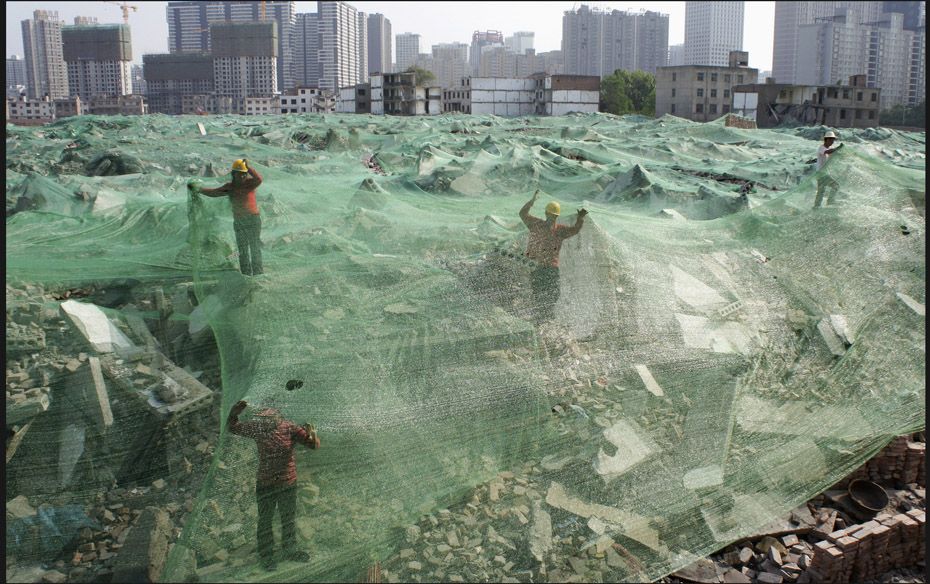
[5,112,925,583]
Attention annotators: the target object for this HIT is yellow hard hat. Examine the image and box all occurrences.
[545,201,561,216]
[231,159,248,173]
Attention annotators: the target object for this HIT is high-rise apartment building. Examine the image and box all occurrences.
[428,42,469,88]
[131,64,146,95]
[62,24,133,99]
[396,33,420,72]
[7,55,27,95]
[796,9,925,108]
[367,13,392,75]
[293,13,321,88]
[505,32,535,55]
[771,1,890,84]
[143,52,214,114]
[166,1,296,90]
[357,12,368,83]
[668,44,685,66]
[470,31,504,75]
[73,16,99,25]
[882,1,925,29]
[683,1,744,66]
[211,21,278,102]
[21,10,70,99]
[562,6,669,77]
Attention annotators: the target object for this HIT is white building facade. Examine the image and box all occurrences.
[683,1,744,66]
[396,33,420,72]
[21,10,70,99]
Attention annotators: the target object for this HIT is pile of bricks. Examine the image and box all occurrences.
[808,509,925,583]
[833,435,925,489]
[724,114,758,129]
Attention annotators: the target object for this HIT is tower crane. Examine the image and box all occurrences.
[105,1,138,25]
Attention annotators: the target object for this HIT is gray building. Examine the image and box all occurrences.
[131,64,146,95]
[771,1,889,84]
[684,1,744,66]
[732,75,880,128]
[470,31,504,75]
[505,32,534,55]
[428,43,469,89]
[211,21,278,105]
[62,24,133,100]
[7,55,27,96]
[656,51,759,121]
[21,10,69,99]
[797,9,925,107]
[143,53,214,114]
[668,43,685,66]
[562,6,670,77]
[166,1,296,90]
[367,13,392,75]
[396,32,420,72]
[293,13,321,88]
[357,11,368,83]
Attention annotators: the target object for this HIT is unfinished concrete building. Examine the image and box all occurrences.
[442,74,599,116]
[211,21,278,113]
[369,72,440,115]
[656,50,759,121]
[143,53,215,115]
[62,24,134,100]
[732,75,881,128]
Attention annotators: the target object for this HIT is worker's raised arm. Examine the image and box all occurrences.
[559,208,588,239]
[243,160,263,189]
[295,423,320,449]
[227,400,260,437]
[200,182,232,197]
[520,189,540,226]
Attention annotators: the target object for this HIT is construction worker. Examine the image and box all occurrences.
[519,189,588,323]
[227,387,320,572]
[814,130,843,208]
[189,159,264,275]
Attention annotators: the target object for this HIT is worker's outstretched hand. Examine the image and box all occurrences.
[531,189,539,202]
[577,208,589,218]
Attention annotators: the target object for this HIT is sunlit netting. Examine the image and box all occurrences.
[6,112,925,582]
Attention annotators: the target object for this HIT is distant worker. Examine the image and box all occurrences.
[519,189,588,323]
[188,159,264,275]
[227,387,320,572]
[814,131,843,208]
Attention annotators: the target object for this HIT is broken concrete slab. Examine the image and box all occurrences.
[110,507,172,583]
[594,419,658,481]
[674,313,754,355]
[6,393,50,426]
[670,264,728,311]
[683,465,724,490]
[88,357,114,429]
[544,482,666,554]
[633,364,664,397]
[529,501,552,562]
[60,300,135,353]
[895,292,925,316]
[7,495,37,520]
[735,396,875,441]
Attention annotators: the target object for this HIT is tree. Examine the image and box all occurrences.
[600,70,656,116]
[879,100,925,128]
[405,66,435,87]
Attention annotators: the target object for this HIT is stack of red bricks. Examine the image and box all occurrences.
[833,435,925,489]
[808,510,926,583]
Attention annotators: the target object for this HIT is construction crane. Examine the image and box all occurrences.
[105,1,138,25]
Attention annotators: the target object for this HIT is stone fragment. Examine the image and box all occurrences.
[152,479,167,491]
[7,494,36,519]
[529,502,552,562]
[41,571,68,584]
[757,572,784,584]
[781,534,799,548]
[767,546,783,565]
[407,561,422,571]
[738,547,754,565]
[722,569,752,584]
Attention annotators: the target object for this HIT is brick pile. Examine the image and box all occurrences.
[832,435,925,489]
[807,509,925,583]
[724,114,757,129]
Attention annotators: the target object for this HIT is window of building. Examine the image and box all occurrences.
[724,74,731,83]
[840,109,846,119]
[671,103,675,113]
[723,89,730,98]
[711,73,717,82]
[671,88,676,97]
[737,75,743,83]
[723,104,730,113]
[695,103,703,113]
[855,109,862,119]
[870,92,877,101]
[710,89,717,98]
[842,90,849,99]
[710,103,717,114]
[671,72,677,82]
[697,88,704,97]
[696,72,704,81]
[868,110,875,119]
[856,91,863,101]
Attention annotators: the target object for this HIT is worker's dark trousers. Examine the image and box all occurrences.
[233,214,263,275]
[256,483,298,563]
[531,266,560,323]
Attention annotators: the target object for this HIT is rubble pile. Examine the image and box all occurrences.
[5,279,224,584]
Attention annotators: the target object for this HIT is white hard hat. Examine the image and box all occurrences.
[824,131,836,139]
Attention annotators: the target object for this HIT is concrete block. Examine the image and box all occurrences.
[88,356,114,428]
[110,507,172,583]
[61,300,135,353]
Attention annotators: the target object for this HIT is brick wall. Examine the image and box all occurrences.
[724,114,757,129]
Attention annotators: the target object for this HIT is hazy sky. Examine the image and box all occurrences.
[6,1,775,71]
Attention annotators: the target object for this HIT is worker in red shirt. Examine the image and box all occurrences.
[227,386,320,572]
[519,189,588,323]
[190,159,264,275]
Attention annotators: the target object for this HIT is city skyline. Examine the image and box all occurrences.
[6,2,778,71]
